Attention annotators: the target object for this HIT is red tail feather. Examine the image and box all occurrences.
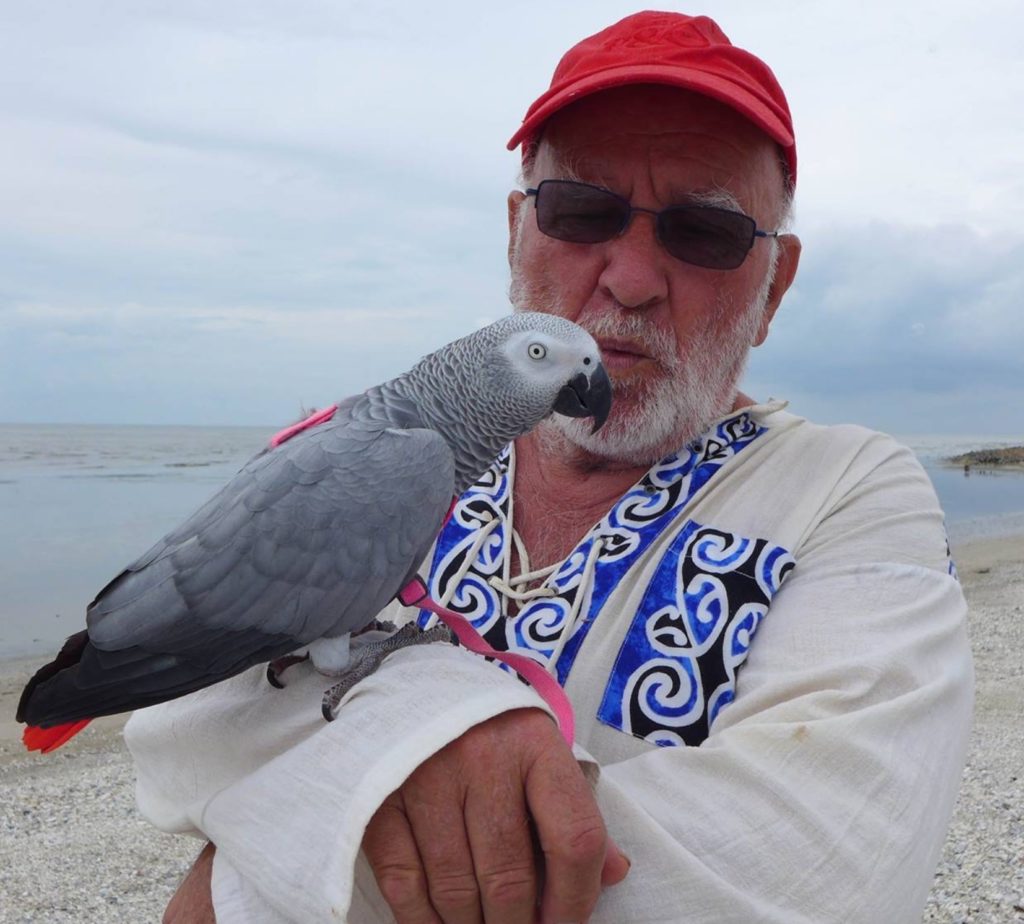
[23,719,92,754]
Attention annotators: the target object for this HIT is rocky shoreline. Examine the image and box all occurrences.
[946,446,1024,472]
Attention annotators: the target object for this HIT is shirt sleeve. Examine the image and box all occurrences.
[581,440,974,923]
[588,566,971,923]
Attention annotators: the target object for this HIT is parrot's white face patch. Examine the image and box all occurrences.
[500,327,601,392]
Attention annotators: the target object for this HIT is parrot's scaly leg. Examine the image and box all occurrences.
[321,623,452,721]
[266,653,310,689]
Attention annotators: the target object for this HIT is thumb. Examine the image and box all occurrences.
[600,836,631,886]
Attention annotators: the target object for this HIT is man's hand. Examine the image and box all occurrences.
[363,708,629,924]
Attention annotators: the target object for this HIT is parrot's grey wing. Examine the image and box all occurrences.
[83,421,455,681]
[110,396,367,576]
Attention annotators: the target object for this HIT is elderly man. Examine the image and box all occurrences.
[133,11,973,924]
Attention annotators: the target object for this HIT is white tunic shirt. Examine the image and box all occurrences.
[125,402,973,923]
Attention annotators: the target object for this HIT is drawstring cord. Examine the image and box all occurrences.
[543,536,603,673]
[488,566,558,602]
[488,533,604,676]
[416,501,604,685]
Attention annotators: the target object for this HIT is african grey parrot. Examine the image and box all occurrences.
[17,312,611,752]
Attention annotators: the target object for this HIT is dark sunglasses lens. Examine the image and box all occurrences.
[659,207,756,270]
[535,182,627,243]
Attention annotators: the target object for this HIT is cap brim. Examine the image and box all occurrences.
[507,63,795,179]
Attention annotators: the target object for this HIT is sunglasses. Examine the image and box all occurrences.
[524,179,779,271]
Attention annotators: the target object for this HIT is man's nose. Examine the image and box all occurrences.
[596,210,670,310]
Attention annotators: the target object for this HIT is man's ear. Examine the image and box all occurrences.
[507,190,526,268]
[753,233,801,346]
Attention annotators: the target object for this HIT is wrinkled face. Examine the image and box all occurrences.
[508,85,799,465]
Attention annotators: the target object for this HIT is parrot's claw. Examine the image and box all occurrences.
[267,653,310,689]
[321,622,453,721]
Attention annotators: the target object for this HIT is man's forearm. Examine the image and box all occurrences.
[164,842,216,924]
[129,645,556,922]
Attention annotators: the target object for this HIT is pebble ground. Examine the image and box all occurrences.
[1,550,1020,922]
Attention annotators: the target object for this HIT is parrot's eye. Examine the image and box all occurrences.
[527,343,547,360]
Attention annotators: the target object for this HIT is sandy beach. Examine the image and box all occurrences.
[1,535,1021,923]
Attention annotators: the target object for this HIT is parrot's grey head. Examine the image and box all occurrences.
[393,312,612,495]
[484,312,612,435]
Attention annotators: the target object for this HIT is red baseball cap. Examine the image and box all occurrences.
[507,10,796,188]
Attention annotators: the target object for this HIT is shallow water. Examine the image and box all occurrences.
[898,433,1024,541]
[0,424,271,657]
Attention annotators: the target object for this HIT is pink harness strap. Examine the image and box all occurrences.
[398,577,576,746]
[269,404,340,448]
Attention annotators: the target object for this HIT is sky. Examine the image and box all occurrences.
[1,0,1022,436]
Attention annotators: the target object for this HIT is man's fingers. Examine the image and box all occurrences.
[536,815,607,924]
[462,767,538,924]
[600,836,631,887]
[363,795,442,924]
[525,750,610,924]
[403,775,484,924]
[364,710,620,924]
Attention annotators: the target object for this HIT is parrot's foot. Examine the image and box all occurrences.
[353,619,398,637]
[321,622,452,721]
[266,653,310,689]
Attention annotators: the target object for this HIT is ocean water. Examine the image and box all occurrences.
[1,423,1022,659]
[895,433,1024,539]
[0,423,273,658]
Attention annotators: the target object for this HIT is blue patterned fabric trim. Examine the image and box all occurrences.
[597,522,794,747]
[418,413,775,703]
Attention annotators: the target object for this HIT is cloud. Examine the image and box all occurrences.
[746,221,1024,432]
[1,0,1023,434]
[0,294,501,425]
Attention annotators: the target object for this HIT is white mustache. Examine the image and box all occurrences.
[575,312,681,371]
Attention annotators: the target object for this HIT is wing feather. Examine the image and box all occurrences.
[87,420,455,660]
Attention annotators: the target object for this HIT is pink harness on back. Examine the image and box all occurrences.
[269,407,576,746]
[269,405,340,447]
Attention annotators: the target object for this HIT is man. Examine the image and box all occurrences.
[132,11,973,923]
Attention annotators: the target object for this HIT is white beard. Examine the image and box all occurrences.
[510,258,775,467]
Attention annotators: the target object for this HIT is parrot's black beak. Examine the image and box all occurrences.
[553,363,613,433]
